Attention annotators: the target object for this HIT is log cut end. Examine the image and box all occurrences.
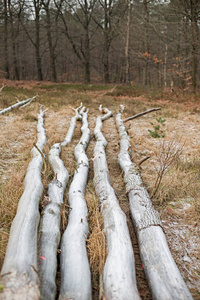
[0,272,40,300]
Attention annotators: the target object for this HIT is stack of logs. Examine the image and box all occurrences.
[0,104,193,300]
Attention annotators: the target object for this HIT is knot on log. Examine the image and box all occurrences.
[53,179,62,188]
[138,203,162,231]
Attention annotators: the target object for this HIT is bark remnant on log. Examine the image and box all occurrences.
[93,108,141,300]
[60,108,92,300]
[0,108,46,300]
[116,112,193,300]
[38,104,83,300]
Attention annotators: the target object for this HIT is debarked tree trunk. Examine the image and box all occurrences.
[116,112,193,300]
[93,109,141,300]
[38,104,83,300]
[59,108,92,300]
[0,109,46,300]
[0,96,38,115]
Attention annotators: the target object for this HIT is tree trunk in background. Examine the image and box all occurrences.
[143,0,150,86]
[125,0,131,85]
[3,0,10,79]
[103,35,110,84]
[34,0,43,81]
[83,1,91,84]
[164,43,167,90]
[8,0,19,80]
[43,0,57,82]
[46,9,57,82]
[103,0,111,84]
[190,0,198,93]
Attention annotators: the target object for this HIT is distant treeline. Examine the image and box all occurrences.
[0,0,199,92]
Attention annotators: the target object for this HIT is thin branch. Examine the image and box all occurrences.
[33,143,47,174]
[123,107,161,122]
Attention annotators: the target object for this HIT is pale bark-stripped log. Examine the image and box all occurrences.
[0,109,46,300]
[123,107,161,122]
[0,95,38,115]
[61,103,82,147]
[116,112,193,300]
[59,108,92,300]
[38,104,83,300]
[93,109,141,300]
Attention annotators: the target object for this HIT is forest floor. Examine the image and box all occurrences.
[0,80,200,299]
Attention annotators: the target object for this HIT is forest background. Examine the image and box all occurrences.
[0,0,199,93]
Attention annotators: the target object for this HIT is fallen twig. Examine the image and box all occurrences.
[123,107,161,122]
[137,156,151,168]
[33,142,46,174]
[19,95,38,109]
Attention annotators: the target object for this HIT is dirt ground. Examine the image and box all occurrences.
[0,81,200,299]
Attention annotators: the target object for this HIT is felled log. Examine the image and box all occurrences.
[0,108,46,300]
[116,112,193,300]
[60,108,92,300]
[61,103,82,147]
[93,108,141,300]
[0,95,38,115]
[38,104,83,300]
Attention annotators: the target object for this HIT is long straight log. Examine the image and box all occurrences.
[0,108,46,300]
[60,108,92,300]
[116,112,193,300]
[38,104,82,300]
[0,95,38,115]
[93,109,141,300]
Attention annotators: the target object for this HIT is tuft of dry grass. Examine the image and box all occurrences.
[0,164,29,266]
[85,184,106,294]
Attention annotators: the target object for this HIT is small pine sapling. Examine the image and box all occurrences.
[148,117,166,138]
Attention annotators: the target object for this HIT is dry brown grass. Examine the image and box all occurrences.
[0,170,25,265]
[86,184,106,294]
[128,106,200,297]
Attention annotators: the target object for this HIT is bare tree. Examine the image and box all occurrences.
[93,0,126,83]
[3,0,10,79]
[57,0,96,83]
[124,0,131,85]
[41,0,62,82]
[7,0,21,80]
